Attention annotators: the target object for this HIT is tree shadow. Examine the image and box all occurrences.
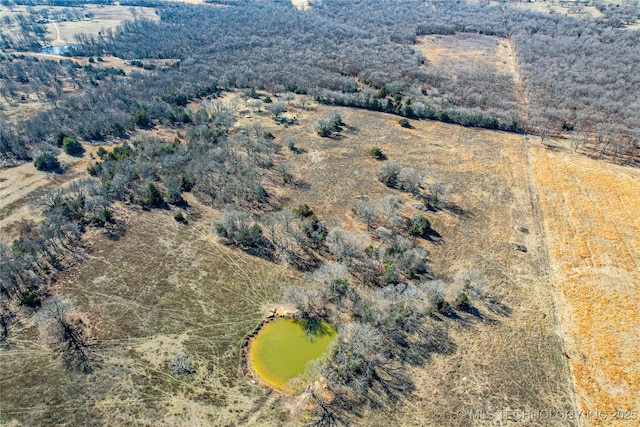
[342,124,358,134]
[319,319,456,425]
[294,179,311,190]
[479,296,513,318]
[103,219,127,241]
[423,227,442,243]
[441,201,470,218]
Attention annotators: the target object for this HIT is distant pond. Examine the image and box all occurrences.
[40,44,79,55]
[249,317,336,392]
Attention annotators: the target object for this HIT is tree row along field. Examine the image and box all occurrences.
[530,142,640,422]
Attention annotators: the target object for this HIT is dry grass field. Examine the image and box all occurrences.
[1,0,637,422]
[0,5,158,48]
[0,147,98,241]
[0,198,304,426]
[530,141,640,424]
[0,99,578,425]
[510,1,604,18]
[46,5,158,47]
[416,33,513,76]
[246,103,576,425]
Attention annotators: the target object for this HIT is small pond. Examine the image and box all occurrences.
[40,44,79,55]
[249,317,336,391]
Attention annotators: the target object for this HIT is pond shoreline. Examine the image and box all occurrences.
[241,307,299,393]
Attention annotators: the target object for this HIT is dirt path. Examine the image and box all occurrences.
[506,38,530,124]
[53,22,63,44]
[506,33,582,423]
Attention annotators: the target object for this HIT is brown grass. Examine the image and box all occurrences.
[268,102,575,425]
[416,33,513,76]
[0,197,303,426]
[0,146,99,241]
[0,97,577,426]
[530,141,640,423]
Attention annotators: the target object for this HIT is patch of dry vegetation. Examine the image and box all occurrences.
[0,146,98,241]
[530,142,640,423]
[0,4,158,48]
[291,0,311,11]
[0,97,576,426]
[0,199,303,426]
[510,1,604,18]
[267,104,575,425]
[417,33,512,76]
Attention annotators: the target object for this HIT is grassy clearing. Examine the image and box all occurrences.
[46,6,158,47]
[0,198,304,426]
[530,142,640,423]
[268,104,575,425]
[0,146,98,241]
[290,0,311,11]
[511,1,604,18]
[416,33,513,76]
[0,5,158,48]
[1,99,576,426]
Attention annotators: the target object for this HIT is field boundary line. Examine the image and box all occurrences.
[506,19,581,421]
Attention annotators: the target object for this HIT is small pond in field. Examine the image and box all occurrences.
[40,44,79,55]
[249,317,336,391]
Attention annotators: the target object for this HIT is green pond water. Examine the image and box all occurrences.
[249,317,336,391]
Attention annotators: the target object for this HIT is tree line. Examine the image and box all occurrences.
[2,0,638,164]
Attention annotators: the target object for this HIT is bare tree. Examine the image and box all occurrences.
[266,101,286,120]
[427,181,451,208]
[396,167,424,194]
[322,322,386,400]
[326,228,369,267]
[34,296,93,373]
[351,196,377,230]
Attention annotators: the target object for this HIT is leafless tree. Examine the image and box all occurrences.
[34,296,93,373]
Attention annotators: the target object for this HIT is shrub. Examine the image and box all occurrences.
[314,117,333,137]
[133,108,150,127]
[425,281,450,314]
[62,137,83,155]
[328,110,343,129]
[90,208,113,226]
[383,261,397,284]
[454,292,471,311]
[34,153,60,171]
[140,183,164,208]
[286,136,297,152]
[314,111,344,137]
[378,160,402,187]
[262,95,272,103]
[19,290,41,308]
[214,206,264,247]
[54,131,67,147]
[293,203,313,218]
[302,215,328,246]
[408,214,431,237]
[398,118,411,128]
[96,146,107,158]
[397,167,422,194]
[369,146,385,160]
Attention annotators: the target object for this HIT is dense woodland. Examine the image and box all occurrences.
[1,0,639,424]
[1,0,639,164]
